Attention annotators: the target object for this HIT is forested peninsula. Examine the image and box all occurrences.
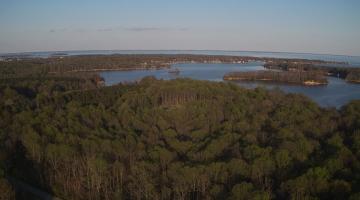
[223,71,328,86]
[264,60,360,83]
[0,54,360,200]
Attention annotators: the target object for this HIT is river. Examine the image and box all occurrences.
[3,50,359,107]
[101,61,360,108]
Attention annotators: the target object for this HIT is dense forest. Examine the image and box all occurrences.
[0,75,360,199]
[0,55,360,199]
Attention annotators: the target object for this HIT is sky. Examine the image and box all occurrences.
[0,0,360,56]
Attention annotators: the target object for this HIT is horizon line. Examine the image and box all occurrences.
[1,49,360,58]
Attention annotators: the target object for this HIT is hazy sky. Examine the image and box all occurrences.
[1,0,360,55]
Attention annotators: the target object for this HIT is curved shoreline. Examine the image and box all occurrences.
[223,71,328,86]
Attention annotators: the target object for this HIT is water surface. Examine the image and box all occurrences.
[101,62,360,108]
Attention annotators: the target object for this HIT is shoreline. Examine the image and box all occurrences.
[223,71,328,86]
[2,54,358,84]
[224,77,327,86]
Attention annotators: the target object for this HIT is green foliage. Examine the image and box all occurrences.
[0,78,360,199]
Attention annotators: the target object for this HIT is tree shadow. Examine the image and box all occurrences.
[6,141,56,200]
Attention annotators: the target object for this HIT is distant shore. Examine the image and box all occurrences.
[223,70,328,86]
[2,54,359,84]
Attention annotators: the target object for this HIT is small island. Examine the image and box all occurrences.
[223,70,328,86]
[264,61,360,84]
[345,70,360,83]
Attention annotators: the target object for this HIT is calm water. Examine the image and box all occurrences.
[101,62,360,108]
[3,50,359,107]
[102,62,265,84]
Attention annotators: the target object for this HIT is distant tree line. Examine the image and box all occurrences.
[223,70,328,85]
[346,70,360,83]
[264,61,360,83]
[0,54,341,75]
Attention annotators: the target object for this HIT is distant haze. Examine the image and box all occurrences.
[0,0,360,56]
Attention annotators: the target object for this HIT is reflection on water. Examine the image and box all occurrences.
[236,77,360,108]
[101,62,360,108]
[101,62,265,84]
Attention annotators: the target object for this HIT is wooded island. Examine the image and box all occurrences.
[264,60,360,83]
[223,70,328,85]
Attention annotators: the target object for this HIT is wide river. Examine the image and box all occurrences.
[5,50,359,108]
[101,61,360,108]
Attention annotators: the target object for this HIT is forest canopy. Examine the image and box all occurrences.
[0,76,360,199]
